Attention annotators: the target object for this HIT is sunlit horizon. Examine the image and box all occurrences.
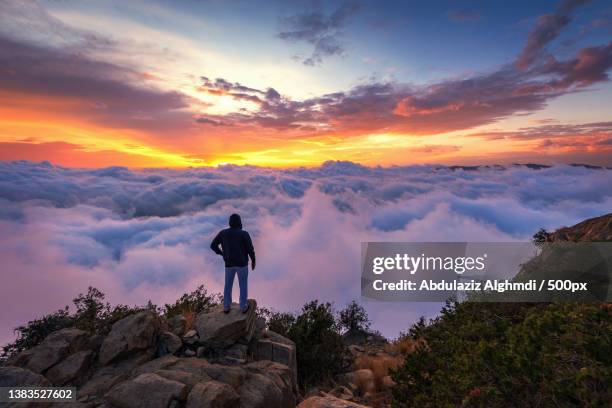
[1,0,611,168]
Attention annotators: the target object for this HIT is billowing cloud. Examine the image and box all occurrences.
[1,160,612,344]
[278,1,361,65]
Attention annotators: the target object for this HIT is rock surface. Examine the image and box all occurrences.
[195,299,257,348]
[46,350,93,385]
[254,330,297,387]
[0,366,50,387]
[99,311,160,365]
[298,395,371,408]
[549,212,612,241]
[159,331,182,355]
[105,373,188,408]
[2,299,298,408]
[11,328,88,374]
[186,380,240,408]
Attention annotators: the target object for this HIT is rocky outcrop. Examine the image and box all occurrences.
[0,366,50,387]
[548,213,612,242]
[105,373,188,408]
[2,299,297,408]
[9,328,89,374]
[186,380,239,408]
[46,350,93,385]
[99,311,161,365]
[297,395,371,408]
[253,330,298,388]
[196,299,257,348]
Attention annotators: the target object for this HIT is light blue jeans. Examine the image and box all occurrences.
[224,266,248,311]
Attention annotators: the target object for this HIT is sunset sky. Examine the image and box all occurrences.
[1,0,611,167]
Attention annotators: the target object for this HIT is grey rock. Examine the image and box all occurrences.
[184,349,196,357]
[253,317,266,339]
[182,330,199,346]
[167,315,187,336]
[224,343,248,360]
[12,328,89,374]
[132,355,180,377]
[105,373,188,408]
[46,350,94,385]
[99,311,160,366]
[0,366,50,386]
[78,352,152,400]
[240,361,296,408]
[253,330,297,388]
[195,300,257,348]
[160,331,182,355]
[186,380,239,408]
[155,369,206,389]
[298,395,370,408]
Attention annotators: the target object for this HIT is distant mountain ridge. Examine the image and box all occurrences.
[549,213,612,242]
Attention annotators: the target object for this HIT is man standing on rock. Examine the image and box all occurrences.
[210,213,256,314]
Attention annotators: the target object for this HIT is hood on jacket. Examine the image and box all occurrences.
[229,213,242,229]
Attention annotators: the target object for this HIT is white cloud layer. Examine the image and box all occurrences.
[1,160,612,344]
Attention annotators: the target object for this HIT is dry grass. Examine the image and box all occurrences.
[352,337,426,395]
[384,336,424,355]
[354,354,402,393]
[182,308,196,331]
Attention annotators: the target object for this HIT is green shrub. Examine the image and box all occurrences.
[338,300,371,333]
[1,287,154,362]
[1,307,73,361]
[268,312,296,337]
[391,301,612,407]
[286,300,352,390]
[163,285,221,317]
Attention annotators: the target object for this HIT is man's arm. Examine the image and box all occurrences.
[210,231,223,256]
[245,232,256,270]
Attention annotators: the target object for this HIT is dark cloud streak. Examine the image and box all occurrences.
[277,1,360,65]
[516,0,590,69]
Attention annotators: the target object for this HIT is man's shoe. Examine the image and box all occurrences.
[223,309,230,314]
[241,304,250,314]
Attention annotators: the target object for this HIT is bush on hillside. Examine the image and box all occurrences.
[338,300,371,333]
[163,285,221,317]
[1,287,152,362]
[267,311,296,338]
[391,300,612,407]
[285,300,352,390]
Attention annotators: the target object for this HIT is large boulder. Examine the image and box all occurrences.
[195,300,257,348]
[159,331,182,355]
[0,366,50,387]
[105,373,188,408]
[186,380,239,408]
[11,328,89,374]
[167,315,188,336]
[298,395,371,408]
[253,330,297,388]
[46,350,94,385]
[78,352,153,400]
[122,356,295,408]
[99,311,160,365]
[241,360,296,408]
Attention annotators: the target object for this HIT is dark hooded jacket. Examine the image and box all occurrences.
[210,214,256,267]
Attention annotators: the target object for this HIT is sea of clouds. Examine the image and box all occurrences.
[1,160,612,345]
